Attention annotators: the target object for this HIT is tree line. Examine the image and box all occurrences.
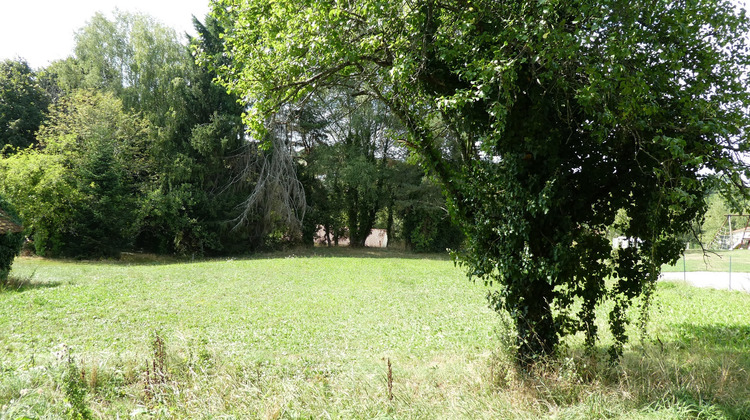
[0,11,462,259]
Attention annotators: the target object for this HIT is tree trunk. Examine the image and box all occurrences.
[346,189,378,248]
[350,236,368,248]
[385,199,394,248]
[513,278,557,366]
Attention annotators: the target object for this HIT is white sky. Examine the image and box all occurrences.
[0,0,211,69]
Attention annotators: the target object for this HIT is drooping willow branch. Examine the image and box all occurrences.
[232,114,306,237]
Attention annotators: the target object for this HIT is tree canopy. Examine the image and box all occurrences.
[0,13,263,257]
[0,59,49,150]
[211,0,750,362]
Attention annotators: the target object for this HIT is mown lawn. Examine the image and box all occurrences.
[1,248,749,419]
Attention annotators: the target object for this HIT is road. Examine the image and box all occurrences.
[660,271,750,292]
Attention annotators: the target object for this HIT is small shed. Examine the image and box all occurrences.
[0,209,23,234]
[364,229,388,248]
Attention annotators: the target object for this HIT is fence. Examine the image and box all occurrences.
[660,253,750,292]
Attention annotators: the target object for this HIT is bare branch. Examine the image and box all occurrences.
[232,115,306,237]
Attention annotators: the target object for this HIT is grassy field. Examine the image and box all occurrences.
[1,248,749,419]
[662,249,750,272]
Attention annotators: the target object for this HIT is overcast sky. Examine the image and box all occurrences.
[2,1,750,70]
[0,0,211,69]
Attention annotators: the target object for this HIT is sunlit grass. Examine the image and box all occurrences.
[662,249,750,272]
[1,249,748,418]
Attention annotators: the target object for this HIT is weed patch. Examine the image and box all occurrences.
[62,354,93,420]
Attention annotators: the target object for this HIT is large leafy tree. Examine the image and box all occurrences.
[71,11,186,118]
[211,0,750,363]
[287,91,460,250]
[391,164,463,253]
[0,59,49,149]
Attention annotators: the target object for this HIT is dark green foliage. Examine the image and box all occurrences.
[20,13,255,257]
[0,195,23,284]
[113,14,254,255]
[340,101,393,247]
[303,143,349,247]
[67,134,135,258]
[135,16,250,255]
[296,94,405,248]
[0,90,144,258]
[341,146,383,247]
[403,206,463,253]
[49,91,142,259]
[298,163,328,246]
[389,164,463,252]
[0,59,49,149]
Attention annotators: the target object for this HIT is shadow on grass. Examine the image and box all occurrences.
[36,246,455,267]
[668,390,750,420]
[505,322,750,419]
[619,323,750,419]
[0,276,61,293]
[242,246,454,261]
[19,252,203,267]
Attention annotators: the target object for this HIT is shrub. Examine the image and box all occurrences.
[403,207,464,253]
[0,194,23,284]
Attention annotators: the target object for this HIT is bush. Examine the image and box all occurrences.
[403,207,464,253]
[0,90,143,259]
[0,195,24,283]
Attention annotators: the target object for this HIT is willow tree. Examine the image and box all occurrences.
[210,0,750,363]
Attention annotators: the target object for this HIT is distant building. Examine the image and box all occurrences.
[315,226,388,248]
[364,229,388,248]
[612,236,642,249]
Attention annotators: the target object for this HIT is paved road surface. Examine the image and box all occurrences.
[660,271,750,292]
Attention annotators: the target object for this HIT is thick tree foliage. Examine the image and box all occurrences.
[275,90,455,250]
[392,165,464,253]
[0,90,146,258]
[211,0,750,362]
[299,94,400,247]
[0,59,49,149]
[135,16,252,255]
[70,11,186,117]
[38,12,254,255]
